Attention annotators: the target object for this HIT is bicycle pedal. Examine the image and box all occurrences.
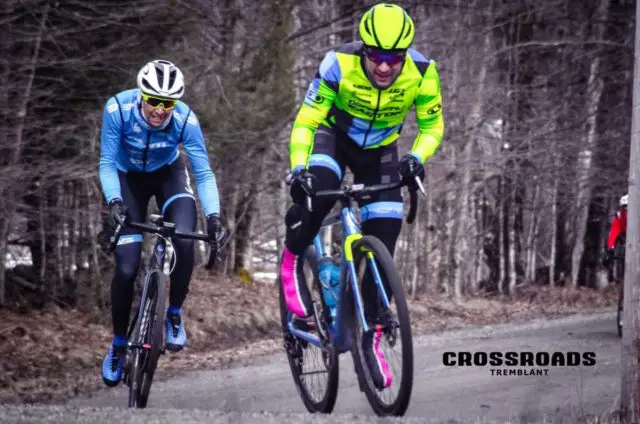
[292,316,315,332]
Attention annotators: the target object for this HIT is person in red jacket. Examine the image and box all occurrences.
[603,194,627,267]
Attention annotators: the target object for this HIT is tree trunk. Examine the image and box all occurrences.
[550,166,558,286]
[498,176,506,295]
[451,142,472,299]
[227,181,240,275]
[410,205,420,299]
[620,0,640,421]
[508,183,518,295]
[570,0,609,287]
[425,171,434,295]
[525,181,540,283]
[0,2,49,306]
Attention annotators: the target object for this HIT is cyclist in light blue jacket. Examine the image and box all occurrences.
[99,59,224,386]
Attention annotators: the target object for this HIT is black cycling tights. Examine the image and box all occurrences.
[111,159,197,338]
[284,125,404,319]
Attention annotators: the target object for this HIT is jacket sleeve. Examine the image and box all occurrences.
[411,60,444,163]
[181,110,220,217]
[99,97,123,204]
[607,214,621,250]
[289,51,340,171]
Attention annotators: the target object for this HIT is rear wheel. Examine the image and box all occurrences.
[348,236,413,416]
[278,247,339,414]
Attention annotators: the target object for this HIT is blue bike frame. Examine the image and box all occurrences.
[286,203,392,353]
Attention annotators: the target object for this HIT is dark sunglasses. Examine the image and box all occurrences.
[141,93,177,110]
[365,48,407,66]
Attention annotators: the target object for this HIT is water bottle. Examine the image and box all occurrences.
[329,261,340,290]
[318,257,338,311]
[329,262,340,333]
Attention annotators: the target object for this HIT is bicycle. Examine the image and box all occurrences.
[109,213,227,408]
[612,233,625,338]
[278,176,423,417]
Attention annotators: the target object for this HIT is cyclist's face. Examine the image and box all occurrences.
[141,99,172,127]
[364,51,405,89]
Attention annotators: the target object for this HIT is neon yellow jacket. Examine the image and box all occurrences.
[290,42,444,171]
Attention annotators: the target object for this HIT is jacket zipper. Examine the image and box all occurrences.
[362,88,381,148]
[142,131,151,171]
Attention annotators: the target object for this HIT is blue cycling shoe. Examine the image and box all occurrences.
[165,310,187,351]
[101,344,126,387]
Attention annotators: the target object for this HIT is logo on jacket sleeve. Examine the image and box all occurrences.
[184,167,194,194]
[427,103,442,115]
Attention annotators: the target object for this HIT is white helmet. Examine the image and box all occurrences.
[620,194,628,207]
[137,59,185,99]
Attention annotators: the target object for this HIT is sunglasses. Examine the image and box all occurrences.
[365,48,406,66]
[141,93,177,110]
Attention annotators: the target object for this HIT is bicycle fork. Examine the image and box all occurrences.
[332,207,392,347]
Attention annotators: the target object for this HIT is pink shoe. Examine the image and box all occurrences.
[280,247,312,318]
[362,324,392,389]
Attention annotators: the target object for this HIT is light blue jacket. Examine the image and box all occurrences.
[99,88,220,216]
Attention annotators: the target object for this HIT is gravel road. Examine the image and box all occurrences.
[1,310,620,424]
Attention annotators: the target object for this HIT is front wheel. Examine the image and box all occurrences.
[127,348,142,408]
[139,270,166,407]
[277,248,339,414]
[348,236,413,416]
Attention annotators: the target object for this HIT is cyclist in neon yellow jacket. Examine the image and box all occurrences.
[281,3,444,390]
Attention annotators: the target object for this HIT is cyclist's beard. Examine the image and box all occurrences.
[361,56,403,89]
[138,101,173,130]
[144,109,172,128]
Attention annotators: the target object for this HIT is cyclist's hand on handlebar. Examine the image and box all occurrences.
[206,213,224,243]
[399,154,425,188]
[286,167,317,204]
[108,199,129,231]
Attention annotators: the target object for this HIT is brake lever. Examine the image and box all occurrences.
[109,223,123,253]
[205,228,232,270]
[414,176,426,196]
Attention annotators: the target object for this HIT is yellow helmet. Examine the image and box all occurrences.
[359,3,415,50]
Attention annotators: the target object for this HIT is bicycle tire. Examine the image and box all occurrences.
[278,248,339,414]
[347,236,413,416]
[614,236,625,338]
[138,270,166,408]
[127,339,143,407]
[127,278,154,408]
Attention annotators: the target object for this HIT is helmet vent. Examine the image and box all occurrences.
[155,66,165,90]
[364,20,372,36]
[142,79,154,91]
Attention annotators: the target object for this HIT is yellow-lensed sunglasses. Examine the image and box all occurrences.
[141,93,177,110]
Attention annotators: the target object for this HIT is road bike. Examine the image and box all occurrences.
[278,176,423,416]
[110,213,227,408]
